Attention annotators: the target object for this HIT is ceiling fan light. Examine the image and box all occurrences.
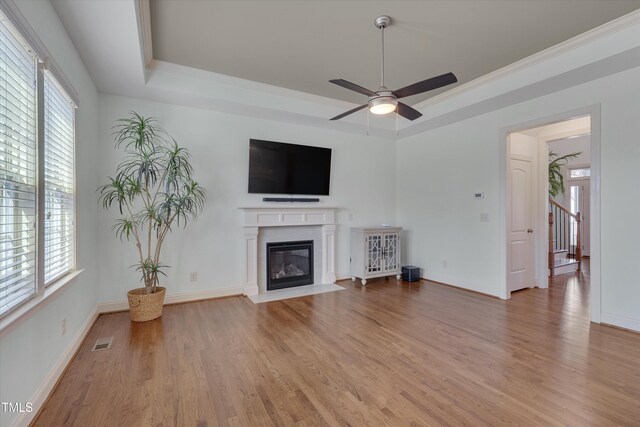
[369,97,397,115]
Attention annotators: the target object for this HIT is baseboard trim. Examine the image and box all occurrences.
[336,274,501,300]
[97,286,245,313]
[553,263,579,275]
[601,312,640,333]
[420,276,501,299]
[13,307,99,427]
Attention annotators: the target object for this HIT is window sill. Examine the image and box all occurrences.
[0,269,85,334]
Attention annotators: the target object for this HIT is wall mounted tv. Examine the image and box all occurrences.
[248,139,332,195]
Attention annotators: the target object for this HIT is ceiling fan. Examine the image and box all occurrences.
[330,15,458,121]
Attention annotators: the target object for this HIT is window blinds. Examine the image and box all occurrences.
[43,72,75,285]
[0,17,38,315]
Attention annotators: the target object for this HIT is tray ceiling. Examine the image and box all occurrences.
[150,0,640,104]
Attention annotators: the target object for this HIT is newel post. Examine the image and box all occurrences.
[576,212,582,271]
[548,211,554,278]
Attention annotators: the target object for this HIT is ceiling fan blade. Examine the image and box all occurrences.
[396,102,422,121]
[393,72,458,99]
[329,79,377,97]
[330,104,368,121]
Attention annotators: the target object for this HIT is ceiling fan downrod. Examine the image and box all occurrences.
[374,15,391,89]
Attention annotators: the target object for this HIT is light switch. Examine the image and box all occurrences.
[480,213,489,222]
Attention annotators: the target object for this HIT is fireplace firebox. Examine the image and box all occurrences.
[266,240,314,290]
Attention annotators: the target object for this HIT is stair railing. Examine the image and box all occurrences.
[548,197,581,277]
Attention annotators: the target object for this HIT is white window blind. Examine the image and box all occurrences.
[0,9,77,319]
[0,16,38,316]
[43,72,75,284]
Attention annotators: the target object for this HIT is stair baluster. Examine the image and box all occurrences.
[548,197,581,277]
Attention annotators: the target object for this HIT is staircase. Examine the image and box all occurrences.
[548,197,582,277]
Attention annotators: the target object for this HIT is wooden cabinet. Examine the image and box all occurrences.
[350,227,402,285]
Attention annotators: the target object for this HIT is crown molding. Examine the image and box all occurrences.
[148,59,353,110]
[398,44,640,139]
[133,82,399,140]
[146,59,399,138]
[136,0,153,67]
[412,9,640,111]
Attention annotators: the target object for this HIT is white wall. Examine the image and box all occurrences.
[548,134,591,165]
[397,65,640,330]
[396,115,504,295]
[97,94,397,304]
[510,132,540,158]
[0,1,100,426]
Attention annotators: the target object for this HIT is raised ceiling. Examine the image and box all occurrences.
[150,0,640,105]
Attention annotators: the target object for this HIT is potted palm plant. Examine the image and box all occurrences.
[548,150,581,198]
[99,112,206,322]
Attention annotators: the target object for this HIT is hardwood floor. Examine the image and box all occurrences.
[35,267,640,426]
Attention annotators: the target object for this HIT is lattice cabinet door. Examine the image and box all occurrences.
[350,227,402,285]
[366,234,383,273]
[382,233,400,272]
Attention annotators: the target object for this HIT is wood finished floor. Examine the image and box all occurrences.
[35,264,640,426]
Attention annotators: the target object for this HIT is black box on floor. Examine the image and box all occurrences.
[402,265,420,282]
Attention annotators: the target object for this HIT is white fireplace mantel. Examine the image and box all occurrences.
[239,205,337,295]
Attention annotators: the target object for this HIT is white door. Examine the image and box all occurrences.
[569,178,590,256]
[508,157,534,293]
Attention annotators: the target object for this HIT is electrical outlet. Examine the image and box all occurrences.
[442,260,448,268]
[190,272,198,282]
[61,318,66,336]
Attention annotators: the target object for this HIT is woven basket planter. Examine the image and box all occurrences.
[127,287,166,322]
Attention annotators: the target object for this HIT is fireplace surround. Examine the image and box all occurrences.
[239,205,337,295]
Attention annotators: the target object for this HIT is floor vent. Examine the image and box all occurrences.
[91,337,113,352]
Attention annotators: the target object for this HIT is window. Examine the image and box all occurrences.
[0,11,76,317]
[43,73,75,284]
[569,167,590,178]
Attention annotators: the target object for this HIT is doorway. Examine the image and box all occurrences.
[547,133,591,265]
[567,165,591,257]
[501,106,602,323]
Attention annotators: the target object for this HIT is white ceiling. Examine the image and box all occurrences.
[150,0,640,104]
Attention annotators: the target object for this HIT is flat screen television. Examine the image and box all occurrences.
[248,139,332,195]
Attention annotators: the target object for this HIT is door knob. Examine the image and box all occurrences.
[527,229,533,233]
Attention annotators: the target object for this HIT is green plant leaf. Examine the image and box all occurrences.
[548,150,581,198]
[98,112,207,290]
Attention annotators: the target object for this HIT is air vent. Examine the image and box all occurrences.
[91,337,113,352]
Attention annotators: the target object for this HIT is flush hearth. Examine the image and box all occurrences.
[267,240,314,291]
